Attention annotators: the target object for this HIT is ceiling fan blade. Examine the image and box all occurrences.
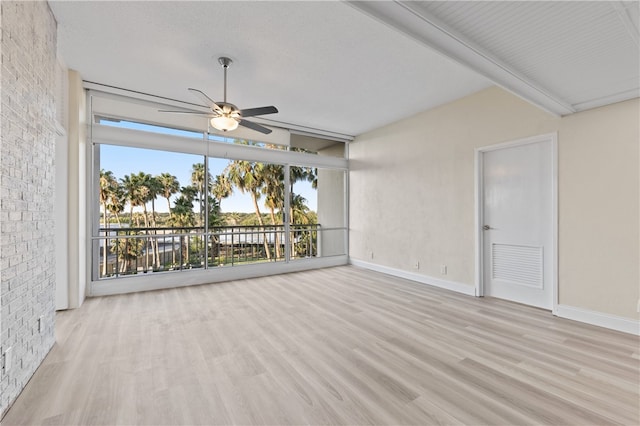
[158,109,212,116]
[239,119,272,135]
[240,106,278,118]
[188,88,222,112]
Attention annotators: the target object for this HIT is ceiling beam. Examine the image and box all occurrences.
[347,0,576,116]
[612,1,639,48]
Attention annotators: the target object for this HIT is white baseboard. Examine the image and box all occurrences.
[350,259,639,336]
[349,258,476,296]
[555,304,639,335]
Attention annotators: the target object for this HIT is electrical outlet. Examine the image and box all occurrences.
[414,260,420,270]
[38,315,44,334]
[637,298,640,313]
[440,264,447,275]
[368,250,374,259]
[3,347,12,373]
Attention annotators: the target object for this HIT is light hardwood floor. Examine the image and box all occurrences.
[3,266,639,425]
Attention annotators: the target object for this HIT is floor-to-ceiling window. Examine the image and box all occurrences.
[97,143,205,277]
[88,88,349,295]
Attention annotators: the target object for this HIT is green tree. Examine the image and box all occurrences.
[157,172,181,266]
[121,174,138,227]
[120,172,153,270]
[107,184,126,226]
[99,169,119,276]
[289,166,316,221]
[191,163,211,227]
[170,187,197,267]
[111,234,144,275]
[291,194,311,225]
[147,175,163,269]
[290,193,312,258]
[99,170,117,226]
[261,164,285,258]
[225,160,272,260]
[135,172,154,270]
[288,166,316,258]
[205,195,225,263]
[212,173,232,203]
[158,173,180,214]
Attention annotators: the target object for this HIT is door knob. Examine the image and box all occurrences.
[483,225,492,231]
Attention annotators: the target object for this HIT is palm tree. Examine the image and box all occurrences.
[210,173,233,261]
[120,174,137,227]
[147,175,162,269]
[99,170,117,226]
[120,172,152,270]
[107,184,125,226]
[158,173,180,214]
[99,170,118,276]
[157,173,180,266]
[225,160,272,260]
[170,187,196,267]
[131,172,152,228]
[290,193,315,258]
[261,164,285,258]
[205,194,225,264]
[119,172,135,272]
[111,235,144,275]
[288,166,315,220]
[133,172,154,270]
[288,166,316,258]
[212,174,232,203]
[191,163,211,227]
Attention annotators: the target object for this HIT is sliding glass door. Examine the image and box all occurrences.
[89,90,348,294]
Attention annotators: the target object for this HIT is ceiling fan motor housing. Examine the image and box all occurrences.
[214,101,241,117]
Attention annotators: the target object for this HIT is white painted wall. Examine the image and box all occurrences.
[317,168,346,256]
[558,100,639,319]
[317,143,347,257]
[350,87,558,286]
[67,71,87,308]
[350,86,639,321]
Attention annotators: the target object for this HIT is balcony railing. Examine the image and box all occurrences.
[95,224,319,279]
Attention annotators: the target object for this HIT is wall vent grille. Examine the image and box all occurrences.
[492,243,543,288]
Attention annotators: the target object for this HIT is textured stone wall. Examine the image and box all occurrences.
[1,1,57,416]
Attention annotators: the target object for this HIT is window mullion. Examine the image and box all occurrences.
[284,164,291,263]
[203,147,209,270]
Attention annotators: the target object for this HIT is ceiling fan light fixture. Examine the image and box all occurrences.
[210,115,239,132]
[161,57,277,135]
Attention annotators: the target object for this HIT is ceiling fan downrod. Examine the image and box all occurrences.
[218,57,232,103]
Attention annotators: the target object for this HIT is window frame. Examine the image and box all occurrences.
[87,88,349,296]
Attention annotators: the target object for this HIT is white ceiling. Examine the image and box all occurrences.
[49,1,639,138]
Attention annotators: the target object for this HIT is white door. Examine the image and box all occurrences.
[481,135,555,310]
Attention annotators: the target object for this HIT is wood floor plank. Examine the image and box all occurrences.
[2,265,638,425]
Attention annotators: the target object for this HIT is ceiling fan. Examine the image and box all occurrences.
[160,57,278,135]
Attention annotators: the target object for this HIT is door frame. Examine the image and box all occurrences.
[474,133,558,314]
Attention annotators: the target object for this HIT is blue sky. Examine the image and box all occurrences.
[99,121,316,213]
